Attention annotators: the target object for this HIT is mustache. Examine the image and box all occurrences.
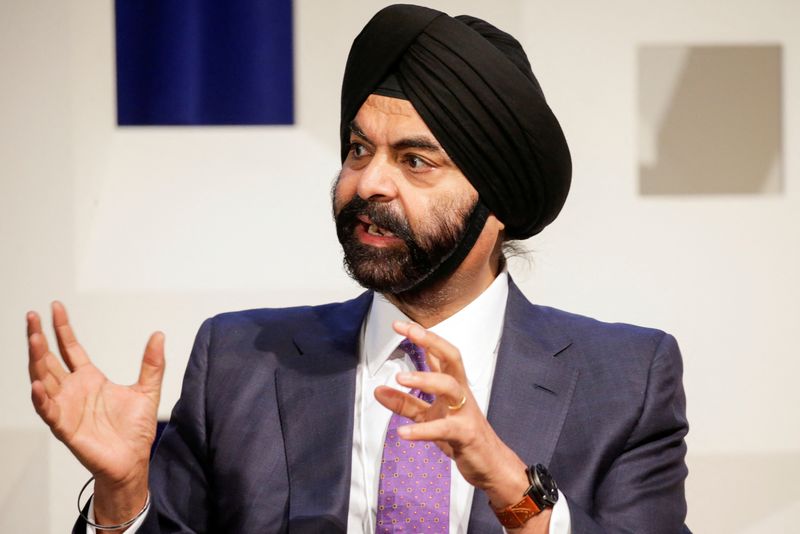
[335,196,416,244]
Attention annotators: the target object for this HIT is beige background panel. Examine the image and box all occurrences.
[0,429,49,532]
[687,452,800,532]
[639,45,782,194]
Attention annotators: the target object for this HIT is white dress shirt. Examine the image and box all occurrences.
[347,271,570,533]
[88,272,570,533]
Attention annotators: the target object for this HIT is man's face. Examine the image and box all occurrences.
[333,94,479,294]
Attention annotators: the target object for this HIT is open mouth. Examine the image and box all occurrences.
[356,214,401,243]
[366,222,396,237]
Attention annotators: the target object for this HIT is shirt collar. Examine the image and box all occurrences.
[362,271,509,388]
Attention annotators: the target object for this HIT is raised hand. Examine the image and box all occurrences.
[27,301,165,526]
[374,321,551,532]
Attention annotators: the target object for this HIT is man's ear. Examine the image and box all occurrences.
[489,213,505,232]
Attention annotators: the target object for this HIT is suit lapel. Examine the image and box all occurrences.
[271,283,579,533]
[467,281,580,533]
[275,292,372,533]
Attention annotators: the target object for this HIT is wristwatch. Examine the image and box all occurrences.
[493,464,559,529]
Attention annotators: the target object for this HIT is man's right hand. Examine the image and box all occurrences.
[27,301,165,530]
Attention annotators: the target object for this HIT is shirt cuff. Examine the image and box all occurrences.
[548,490,571,534]
[85,496,148,534]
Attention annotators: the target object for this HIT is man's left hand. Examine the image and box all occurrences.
[373,321,550,533]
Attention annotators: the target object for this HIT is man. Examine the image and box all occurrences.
[27,5,689,533]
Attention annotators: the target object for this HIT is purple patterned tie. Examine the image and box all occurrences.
[376,339,450,533]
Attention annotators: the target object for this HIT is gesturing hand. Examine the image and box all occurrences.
[373,321,540,522]
[27,302,164,523]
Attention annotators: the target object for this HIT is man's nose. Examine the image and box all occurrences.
[356,155,400,202]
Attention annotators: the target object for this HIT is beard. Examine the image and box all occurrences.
[334,192,476,294]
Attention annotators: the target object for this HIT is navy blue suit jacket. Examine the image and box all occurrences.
[75,281,689,532]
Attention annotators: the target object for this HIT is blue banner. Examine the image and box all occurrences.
[116,0,294,125]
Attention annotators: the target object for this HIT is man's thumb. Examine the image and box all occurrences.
[138,331,165,394]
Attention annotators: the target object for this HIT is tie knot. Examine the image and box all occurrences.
[399,339,429,372]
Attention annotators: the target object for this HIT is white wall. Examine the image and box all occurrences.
[1,0,798,532]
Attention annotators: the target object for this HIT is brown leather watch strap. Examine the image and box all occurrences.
[493,494,542,529]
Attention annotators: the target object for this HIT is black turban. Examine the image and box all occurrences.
[340,4,571,240]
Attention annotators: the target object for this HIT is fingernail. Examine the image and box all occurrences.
[397,425,410,438]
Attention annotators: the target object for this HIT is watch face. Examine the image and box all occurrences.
[534,464,559,505]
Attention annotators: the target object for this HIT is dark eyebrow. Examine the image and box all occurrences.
[349,120,369,142]
[392,136,442,153]
[349,120,444,155]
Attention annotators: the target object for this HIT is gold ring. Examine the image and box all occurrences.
[448,394,467,411]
